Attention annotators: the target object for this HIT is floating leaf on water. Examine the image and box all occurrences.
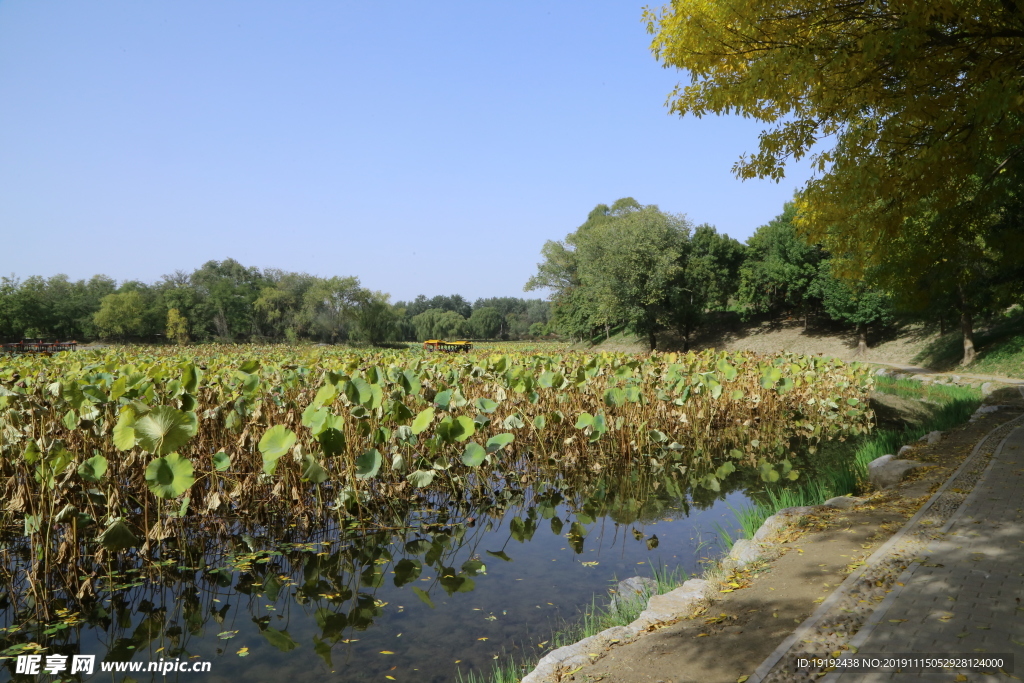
[262,628,299,652]
[411,587,434,609]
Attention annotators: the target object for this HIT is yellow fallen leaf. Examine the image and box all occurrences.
[956,675,968,682]
[738,677,750,683]
[478,637,488,641]
[380,650,395,654]
[888,619,907,623]
[697,633,709,637]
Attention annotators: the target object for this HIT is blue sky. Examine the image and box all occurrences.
[0,1,815,302]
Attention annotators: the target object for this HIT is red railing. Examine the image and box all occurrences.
[2,338,78,354]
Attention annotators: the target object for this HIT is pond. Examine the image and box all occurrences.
[0,346,874,682]
[3,470,754,683]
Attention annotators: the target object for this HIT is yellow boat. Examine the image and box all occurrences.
[422,339,473,353]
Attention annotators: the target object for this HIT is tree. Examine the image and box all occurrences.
[814,268,893,356]
[166,308,190,345]
[190,259,264,341]
[573,204,692,350]
[352,290,398,345]
[94,292,146,340]
[300,276,362,343]
[411,308,468,341]
[469,307,503,339]
[738,204,825,323]
[645,1,1024,271]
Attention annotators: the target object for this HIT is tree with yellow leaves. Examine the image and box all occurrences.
[644,0,1024,266]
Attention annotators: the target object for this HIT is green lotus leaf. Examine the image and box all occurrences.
[145,453,195,499]
[78,454,108,483]
[450,415,475,442]
[135,406,197,455]
[355,448,382,479]
[212,451,231,472]
[98,518,140,552]
[301,455,329,484]
[474,398,498,414]
[411,407,434,434]
[259,424,297,467]
[461,442,486,467]
[485,433,514,454]
[406,469,435,488]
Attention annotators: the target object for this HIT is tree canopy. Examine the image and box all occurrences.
[645,0,1024,269]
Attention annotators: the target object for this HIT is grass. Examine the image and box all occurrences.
[912,310,1024,378]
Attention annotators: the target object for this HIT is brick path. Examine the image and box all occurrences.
[829,425,1024,682]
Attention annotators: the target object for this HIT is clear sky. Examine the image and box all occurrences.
[0,1,816,303]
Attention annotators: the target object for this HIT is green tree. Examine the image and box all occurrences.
[814,267,893,356]
[411,308,468,340]
[299,276,362,343]
[94,291,147,340]
[469,307,503,339]
[573,204,692,350]
[190,259,264,341]
[353,290,398,345]
[738,204,825,324]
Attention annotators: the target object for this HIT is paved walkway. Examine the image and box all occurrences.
[869,361,1024,386]
[829,424,1024,681]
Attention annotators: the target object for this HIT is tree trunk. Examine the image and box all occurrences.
[605,323,611,341]
[856,323,868,356]
[647,328,657,351]
[958,307,974,366]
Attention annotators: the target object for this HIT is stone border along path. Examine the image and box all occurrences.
[519,389,1023,683]
[750,386,1024,683]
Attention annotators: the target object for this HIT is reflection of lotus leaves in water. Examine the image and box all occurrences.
[0,450,849,681]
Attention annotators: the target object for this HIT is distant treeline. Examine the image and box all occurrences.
[526,198,1022,360]
[0,261,550,344]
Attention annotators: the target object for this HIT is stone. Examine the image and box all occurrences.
[521,626,638,683]
[898,445,915,456]
[875,367,890,376]
[822,495,866,509]
[609,576,657,613]
[633,579,711,628]
[980,382,995,396]
[868,455,926,489]
[724,538,763,570]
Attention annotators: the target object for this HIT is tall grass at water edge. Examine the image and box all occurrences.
[721,378,983,547]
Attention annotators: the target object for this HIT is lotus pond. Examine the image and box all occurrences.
[0,344,875,681]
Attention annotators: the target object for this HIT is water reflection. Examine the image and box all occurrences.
[1,453,772,682]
